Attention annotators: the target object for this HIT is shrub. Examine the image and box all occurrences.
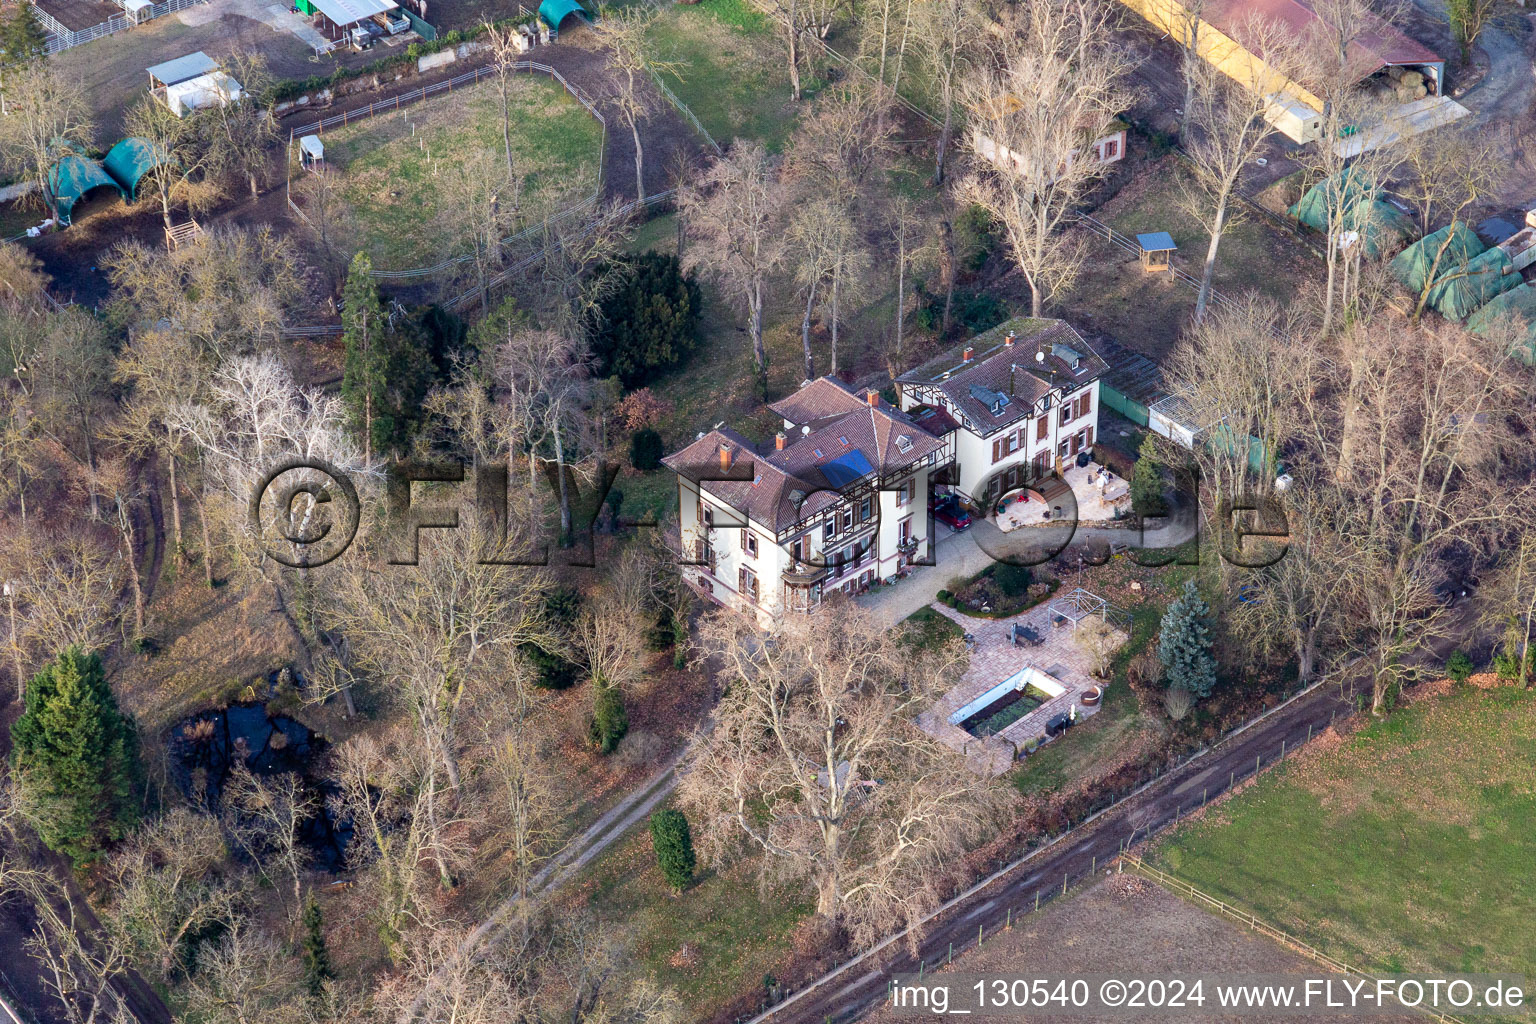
[630,427,664,471]
[1163,684,1195,721]
[301,896,332,999]
[521,642,579,690]
[1445,649,1474,685]
[1127,649,1163,689]
[647,808,697,892]
[957,204,1001,272]
[588,683,629,753]
[992,563,1033,598]
[544,585,582,628]
[1130,435,1166,517]
[592,253,702,388]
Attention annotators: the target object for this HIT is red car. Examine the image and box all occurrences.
[930,496,972,531]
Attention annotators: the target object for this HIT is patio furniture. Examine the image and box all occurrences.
[1011,623,1044,647]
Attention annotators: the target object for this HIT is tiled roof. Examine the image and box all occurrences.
[897,318,1105,437]
[664,377,948,532]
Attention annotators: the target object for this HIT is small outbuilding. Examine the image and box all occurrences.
[103,137,171,202]
[299,135,326,173]
[1135,231,1176,275]
[47,153,126,226]
[300,0,407,43]
[147,51,219,91]
[538,0,590,36]
[148,52,242,117]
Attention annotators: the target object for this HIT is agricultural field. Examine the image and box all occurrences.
[1153,685,1536,984]
[316,72,603,270]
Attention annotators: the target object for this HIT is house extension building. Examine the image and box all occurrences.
[895,318,1105,510]
[662,379,952,623]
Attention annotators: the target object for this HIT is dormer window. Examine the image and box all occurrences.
[895,434,914,454]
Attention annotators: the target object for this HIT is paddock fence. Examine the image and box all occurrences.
[646,68,721,156]
[284,60,606,282]
[36,0,213,55]
[1123,857,1472,1024]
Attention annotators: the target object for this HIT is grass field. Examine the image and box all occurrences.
[645,0,805,152]
[1153,686,1536,985]
[563,812,813,1018]
[320,73,603,270]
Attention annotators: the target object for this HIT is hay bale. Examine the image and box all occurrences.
[1387,65,1407,81]
[1400,69,1424,88]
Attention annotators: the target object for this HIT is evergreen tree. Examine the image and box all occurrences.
[10,647,141,864]
[1,3,49,64]
[591,252,702,388]
[340,255,436,459]
[587,682,628,753]
[300,895,333,999]
[1130,434,1166,517]
[1157,580,1217,699]
[647,808,696,893]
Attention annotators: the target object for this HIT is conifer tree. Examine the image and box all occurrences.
[300,895,332,999]
[10,647,141,863]
[648,808,696,893]
[1157,580,1217,698]
[340,253,387,464]
[1,3,49,65]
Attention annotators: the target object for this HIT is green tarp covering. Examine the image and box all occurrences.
[1466,283,1536,366]
[1425,246,1519,321]
[1288,169,1414,259]
[103,137,169,203]
[46,153,125,226]
[538,0,588,31]
[1389,221,1485,296]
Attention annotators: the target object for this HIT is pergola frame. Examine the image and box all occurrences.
[1047,587,1111,630]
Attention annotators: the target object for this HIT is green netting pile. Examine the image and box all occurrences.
[46,153,125,226]
[1424,246,1519,321]
[103,138,170,203]
[1389,221,1485,296]
[1466,283,1536,366]
[1288,168,1415,259]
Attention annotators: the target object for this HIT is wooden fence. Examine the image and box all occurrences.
[1123,857,1471,1024]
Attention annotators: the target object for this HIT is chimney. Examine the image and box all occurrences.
[1004,330,1016,347]
[718,443,731,472]
[775,431,787,450]
[866,389,879,407]
[962,346,975,362]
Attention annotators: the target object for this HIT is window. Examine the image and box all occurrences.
[1058,440,1069,461]
[838,435,849,446]
[1078,391,1092,418]
[1060,403,1072,426]
[897,481,913,506]
[842,508,854,530]
[899,517,912,543]
[1103,138,1118,160]
[1037,416,1049,442]
[738,567,758,603]
[813,447,824,458]
[792,537,807,561]
[895,434,914,454]
[741,531,758,557]
[860,497,873,521]
[701,504,714,526]
[824,521,835,541]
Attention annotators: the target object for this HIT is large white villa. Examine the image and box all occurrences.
[662,319,1106,622]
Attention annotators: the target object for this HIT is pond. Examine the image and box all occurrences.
[166,671,350,872]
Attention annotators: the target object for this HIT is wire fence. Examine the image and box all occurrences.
[285,60,606,281]
[1074,211,1295,343]
[646,69,722,156]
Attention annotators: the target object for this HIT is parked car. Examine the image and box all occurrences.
[929,496,972,531]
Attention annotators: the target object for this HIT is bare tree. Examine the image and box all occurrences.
[680,142,787,391]
[960,0,1133,317]
[1483,532,1536,688]
[203,51,279,199]
[915,0,979,185]
[124,95,221,231]
[680,603,1005,948]
[790,197,840,381]
[1178,20,1302,321]
[481,20,528,181]
[1394,126,1497,321]
[783,81,894,207]
[592,1,686,203]
[184,921,306,1024]
[0,59,93,211]
[223,763,315,922]
[438,147,520,315]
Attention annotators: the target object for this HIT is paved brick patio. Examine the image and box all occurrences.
[916,599,1125,775]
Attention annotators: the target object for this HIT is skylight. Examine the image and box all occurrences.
[813,447,824,458]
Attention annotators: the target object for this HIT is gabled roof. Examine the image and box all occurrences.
[896,318,1104,437]
[665,377,948,533]
[147,52,218,87]
[309,0,397,26]
[1199,0,1440,83]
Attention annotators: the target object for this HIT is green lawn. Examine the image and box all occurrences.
[1153,686,1536,984]
[318,74,602,270]
[566,814,813,1018]
[645,0,805,152]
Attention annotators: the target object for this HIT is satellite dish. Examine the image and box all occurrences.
[801,424,811,435]
[1035,350,1046,362]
